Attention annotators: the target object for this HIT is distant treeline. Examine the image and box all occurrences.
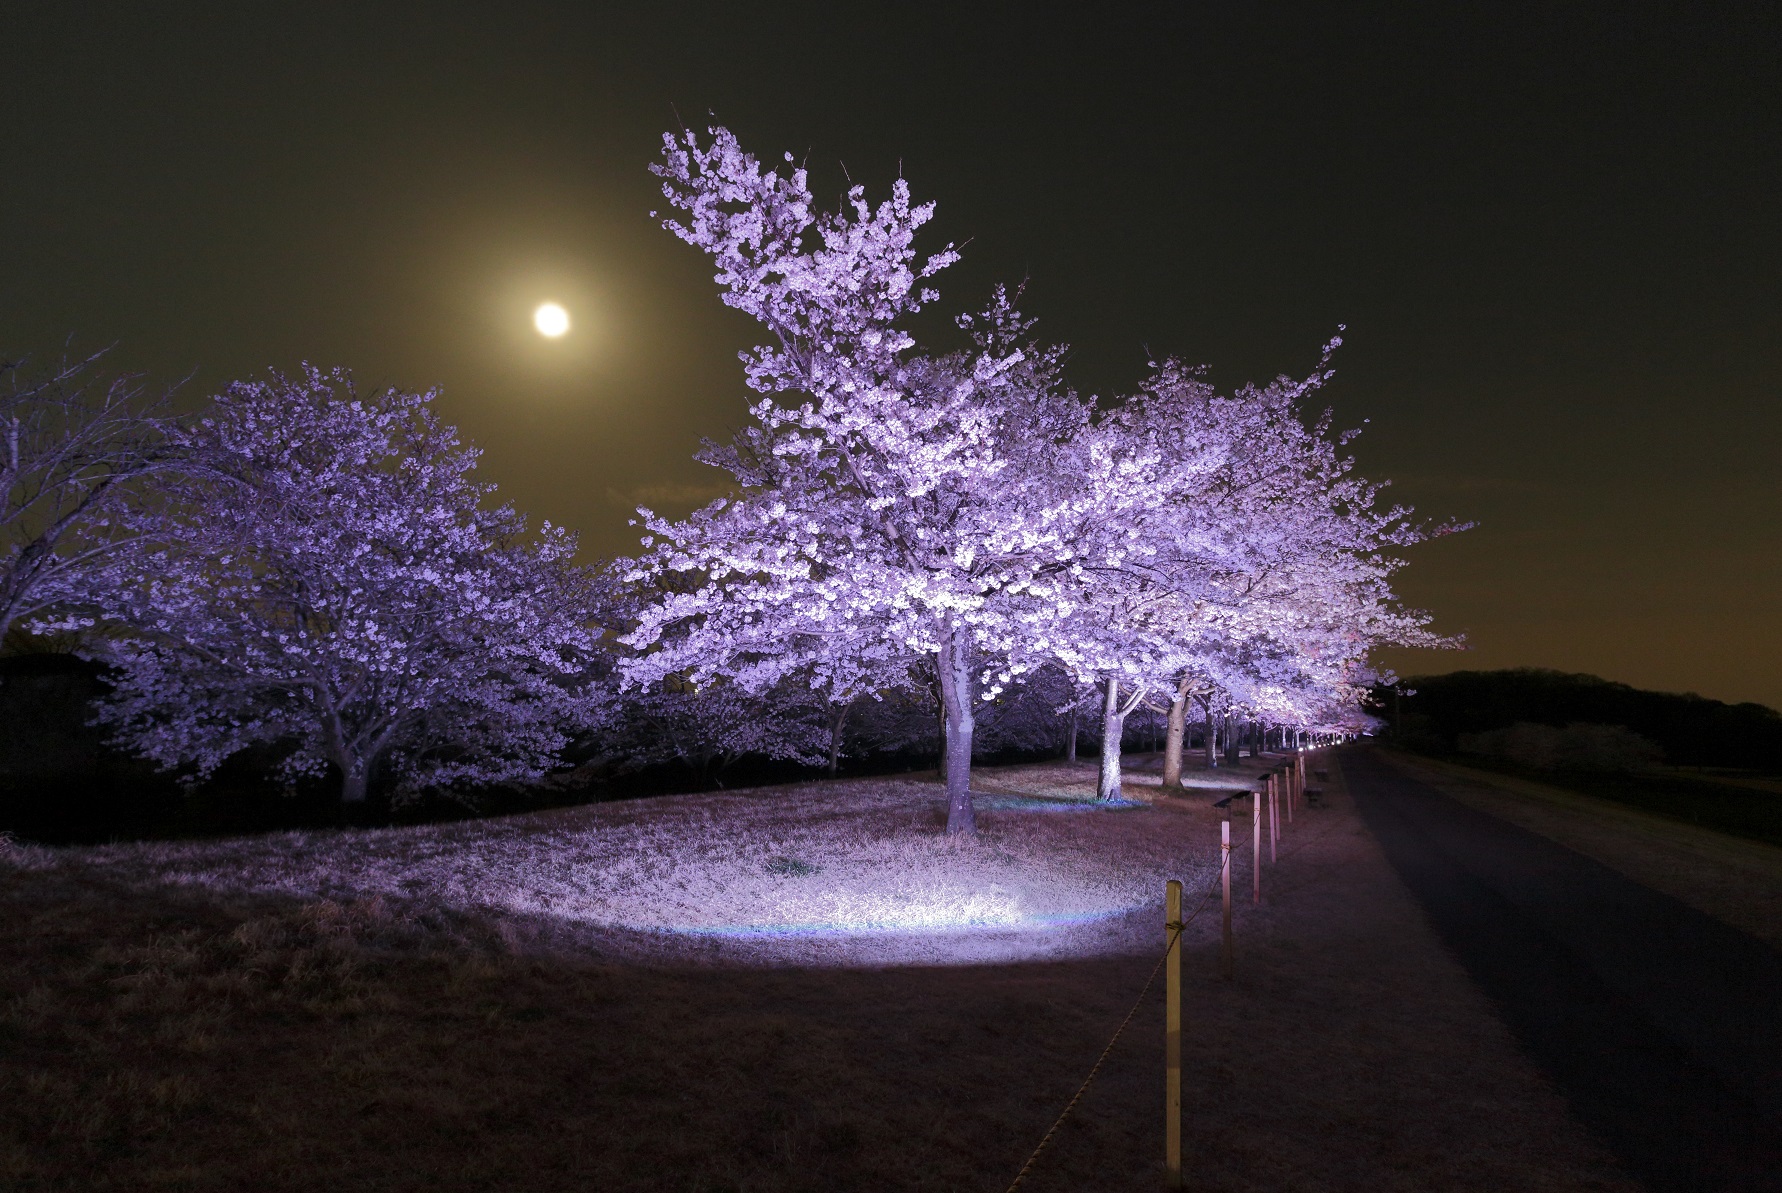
[1379,668,1782,773]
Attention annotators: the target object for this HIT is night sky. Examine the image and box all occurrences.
[5,3,1778,707]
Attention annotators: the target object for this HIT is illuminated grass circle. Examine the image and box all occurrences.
[78,774,1212,966]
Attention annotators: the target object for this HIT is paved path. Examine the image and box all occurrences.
[1343,748,1782,1192]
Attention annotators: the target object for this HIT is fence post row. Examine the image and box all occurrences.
[1159,749,1320,1187]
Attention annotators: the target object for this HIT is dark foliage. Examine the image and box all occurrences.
[0,654,344,843]
[1375,669,1782,772]
[0,654,602,843]
[0,654,1090,844]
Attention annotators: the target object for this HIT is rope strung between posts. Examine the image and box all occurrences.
[1000,864,1225,1193]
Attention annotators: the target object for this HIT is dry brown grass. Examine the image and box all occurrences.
[0,756,1638,1192]
[1379,750,1782,951]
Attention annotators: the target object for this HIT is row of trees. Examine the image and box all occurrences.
[3,126,1454,830]
[619,126,1455,832]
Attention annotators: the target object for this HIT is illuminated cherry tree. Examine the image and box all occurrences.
[620,127,1174,833]
[1022,345,1459,798]
[82,367,604,805]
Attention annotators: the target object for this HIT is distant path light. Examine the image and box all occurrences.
[533,302,570,338]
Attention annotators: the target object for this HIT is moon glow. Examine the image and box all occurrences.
[533,302,570,337]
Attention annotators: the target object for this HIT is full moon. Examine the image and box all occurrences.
[533,302,570,337]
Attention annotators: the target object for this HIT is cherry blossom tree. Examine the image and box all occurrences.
[0,349,178,646]
[620,126,1152,834]
[81,367,604,805]
[1052,346,1462,798]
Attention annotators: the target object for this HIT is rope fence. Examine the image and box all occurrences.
[995,747,1331,1193]
[1001,859,1225,1193]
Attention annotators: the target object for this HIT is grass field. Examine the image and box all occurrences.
[4,770,1220,969]
[2,753,1641,1191]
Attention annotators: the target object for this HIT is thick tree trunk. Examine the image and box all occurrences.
[1162,678,1190,788]
[1161,698,1185,787]
[1065,707,1079,763]
[1096,676,1148,801]
[1098,676,1123,800]
[937,622,976,835]
[934,683,949,785]
[1223,713,1239,765]
[1202,701,1217,768]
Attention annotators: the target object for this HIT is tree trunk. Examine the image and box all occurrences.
[1065,707,1079,763]
[1162,678,1190,788]
[935,685,949,785]
[1098,676,1123,800]
[1202,701,1217,769]
[1097,676,1146,801]
[1223,713,1239,765]
[827,735,842,777]
[826,702,851,778]
[340,765,368,804]
[937,622,976,835]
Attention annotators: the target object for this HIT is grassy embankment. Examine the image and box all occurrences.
[2,754,1637,1192]
[1391,749,1782,847]
[1378,750,1782,951]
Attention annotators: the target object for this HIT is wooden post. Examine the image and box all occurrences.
[1165,878,1183,1190]
[1269,778,1278,864]
[1221,819,1233,979]
[1251,789,1262,904]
